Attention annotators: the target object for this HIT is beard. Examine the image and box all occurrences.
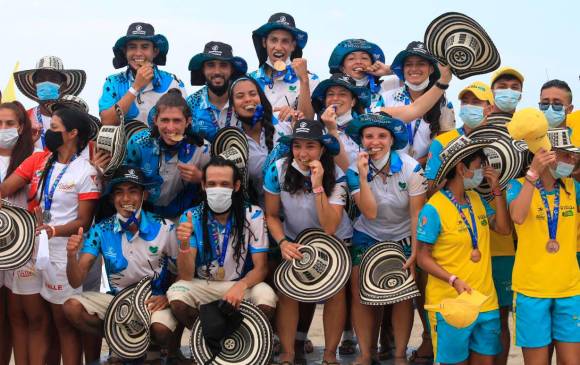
[207,77,229,96]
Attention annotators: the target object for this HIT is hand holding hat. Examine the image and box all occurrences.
[425,289,488,328]
[507,108,551,154]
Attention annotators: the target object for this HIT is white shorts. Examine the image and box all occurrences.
[68,291,177,331]
[40,261,81,305]
[167,279,278,309]
[7,260,43,295]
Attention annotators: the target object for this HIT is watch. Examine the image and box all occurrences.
[435,81,449,90]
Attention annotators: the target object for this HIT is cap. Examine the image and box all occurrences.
[424,290,488,329]
[490,67,524,87]
[507,108,551,153]
[458,81,494,105]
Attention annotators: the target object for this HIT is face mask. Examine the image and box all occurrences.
[206,187,234,214]
[44,130,64,153]
[493,89,521,113]
[543,106,566,128]
[35,81,60,101]
[335,110,353,127]
[0,128,19,149]
[460,105,485,128]
[405,78,430,92]
[371,151,390,171]
[353,76,369,87]
[550,162,575,179]
[116,195,144,228]
[291,159,311,176]
[463,168,484,190]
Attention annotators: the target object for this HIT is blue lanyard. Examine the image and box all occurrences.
[43,154,77,213]
[536,180,560,240]
[367,74,380,94]
[406,120,421,146]
[208,105,233,130]
[442,189,479,250]
[265,65,298,88]
[209,214,233,268]
[36,107,46,148]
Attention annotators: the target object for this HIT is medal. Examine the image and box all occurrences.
[216,267,226,281]
[546,239,560,254]
[470,249,482,263]
[209,213,233,281]
[442,189,481,263]
[273,60,286,72]
[42,210,51,223]
[169,134,184,142]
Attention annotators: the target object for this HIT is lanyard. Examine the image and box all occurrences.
[536,180,560,240]
[208,105,233,130]
[36,107,46,148]
[406,119,421,146]
[442,189,479,250]
[209,214,233,268]
[367,74,380,94]
[265,66,298,88]
[43,154,77,214]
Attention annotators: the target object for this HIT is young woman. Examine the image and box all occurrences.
[0,101,34,365]
[417,140,511,365]
[264,119,353,365]
[507,136,580,365]
[125,88,210,219]
[344,113,427,365]
[0,107,100,365]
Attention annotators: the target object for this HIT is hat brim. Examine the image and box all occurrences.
[328,41,385,74]
[278,133,341,156]
[345,116,408,150]
[311,79,371,115]
[424,12,500,80]
[13,68,86,103]
[391,49,441,82]
[251,24,307,65]
[104,277,152,360]
[273,228,351,303]
[188,54,248,86]
[96,125,127,177]
[359,241,420,305]
[433,137,494,186]
[189,300,274,365]
[0,200,35,270]
[43,99,101,140]
[112,34,169,69]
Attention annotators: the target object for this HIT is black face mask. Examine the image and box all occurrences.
[44,130,64,153]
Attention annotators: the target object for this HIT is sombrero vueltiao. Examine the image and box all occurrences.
[43,95,102,141]
[547,128,580,155]
[188,41,248,86]
[97,106,127,177]
[189,300,273,365]
[328,39,385,74]
[124,119,149,142]
[311,73,371,116]
[211,127,249,199]
[104,277,152,360]
[0,200,35,270]
[274,228,351,303]
[424,12,500,79]
[112,22,168,69]
[252,13,308,66]
[13,56,86,103]
[359,241,420,305]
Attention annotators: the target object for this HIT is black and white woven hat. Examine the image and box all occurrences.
[96,106,127,177]
[0,200,35,270]
[424,12,500,79]
[43,95,101,141]
[359,241,420,305]
[547,128,580,154]
[124,120,149,142]
[190,300,273,365]
[211,127,249,170]
[274,228,351,303]
[103,277,152,360]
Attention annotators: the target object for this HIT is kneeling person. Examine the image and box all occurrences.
[168,156,277,329]
[63,166,179,359]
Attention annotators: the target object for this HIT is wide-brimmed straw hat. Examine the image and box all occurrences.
[0,200,36,270]
[43,94,101,141]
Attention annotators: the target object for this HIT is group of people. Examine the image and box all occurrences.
[0,11,578,365]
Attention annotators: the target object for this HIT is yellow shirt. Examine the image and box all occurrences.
[567,112,580,250]
[489,195,516,256]
[511,178,580,298]
[423,190,499,312]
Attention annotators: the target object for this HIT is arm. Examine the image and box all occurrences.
[292,58,315,119]
[351,152,377,219]
[65,227,97,288]
[223,252,268,309]
[321,106,349,172]
[40,200,97,239]
[0,174,29,198]
[176,211,197,281]
[483,166,511,235]
[310,160,342,234]
[417,243,471,294]
[407,194,426,274]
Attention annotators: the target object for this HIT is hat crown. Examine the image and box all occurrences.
[330,72,356,86]
[35,56,64,70]
[126,22,155,36]
[547,128,573,149]
[508,108,548,140]
[406,41,429,55]
[203,41,233,58]
[268,12,295,27]
[58,95,90,113]
[293,119,323,138]
[112,166,145,184]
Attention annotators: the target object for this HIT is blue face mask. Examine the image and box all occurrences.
[35,81,60,101]
[463,168,484,190]
[550,162,575,179]
[459,105,485,128]
[543,106,566,128]
[493,89,521,113]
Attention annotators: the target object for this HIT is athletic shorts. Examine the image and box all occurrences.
[491,256,515,308]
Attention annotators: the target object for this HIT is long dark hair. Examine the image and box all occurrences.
[282,141,337,196]
[152,88,203,146]
[228,77,275,152]
[0,101,34,177]
[38,107,91,201]
[408,80,446,139]
[200,156,255,277]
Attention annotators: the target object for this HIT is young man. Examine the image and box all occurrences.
[488,67,524,124]
[167,156,277,329]
[187,41,248,141]
[539,79,574,130]
[62,166,180,363]
[99,22,186,126]
[250,12,319,122]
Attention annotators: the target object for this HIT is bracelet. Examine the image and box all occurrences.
[312,186,324,194]
[128,87,138,96]
[278,238,289,246]
[435,81,449,90]
[448,275,458,286]
[526,169,539,181]
[48,225,56,238]
[491,187,502,197]
[524,175,537,185]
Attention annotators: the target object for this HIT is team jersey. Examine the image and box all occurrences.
[424,127,465,180]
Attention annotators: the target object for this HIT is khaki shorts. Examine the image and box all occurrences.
[167,279,277,309]
[69,291,178,332]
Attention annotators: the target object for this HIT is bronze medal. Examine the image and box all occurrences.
[216,266,226,281]
[273,60,287,72]
[470,248,482,263]
[546,239,560,254]
[170,134,184,142]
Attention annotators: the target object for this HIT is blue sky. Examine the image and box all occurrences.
[1,0,579,114]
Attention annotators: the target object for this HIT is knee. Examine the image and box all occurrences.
[62,299,84,325]
[257,305,275,320]
[150,323,171,346]
[169,300,197,328]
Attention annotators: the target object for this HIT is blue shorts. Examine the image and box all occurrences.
[514,292,580,348]
[351,230,411,265]
[428,309,501,364]
[491,256,515,308]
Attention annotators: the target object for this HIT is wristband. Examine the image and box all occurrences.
[435,81,449,90]
[312,186,324,194]
[128,87,138,96]
[448,275,458,286]
[278,238,289,246]
[49,225,56,238]
[526,169,539,181]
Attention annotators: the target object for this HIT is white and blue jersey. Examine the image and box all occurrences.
[99,66,186,126]
[125,129,211,218]
[80,211,178,295]
[187,86,240,142]
[180,204,268,281]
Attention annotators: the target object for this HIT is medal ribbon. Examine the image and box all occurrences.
[402,90,421,147]
[367,74,380,94]
[208,105,233,130]
[536,180,560,240]
[209,213,233,269]
[43,154,78,217]
[442,189,479,250]
[36,107,46,149]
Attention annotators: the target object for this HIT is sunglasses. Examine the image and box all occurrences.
[538,102,567,112]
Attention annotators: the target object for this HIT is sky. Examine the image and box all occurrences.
[1,0,579,115]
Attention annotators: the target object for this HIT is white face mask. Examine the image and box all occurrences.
[206,187,234,214]
[291,159,311,176]
[371,150,390,171]
[116,195,144,225]
[336,110,353,127]
[405,78,430,92]
[0,128,19,149]
[353,75,369,87]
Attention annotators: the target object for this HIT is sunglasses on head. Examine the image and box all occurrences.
[538,102,566,112]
